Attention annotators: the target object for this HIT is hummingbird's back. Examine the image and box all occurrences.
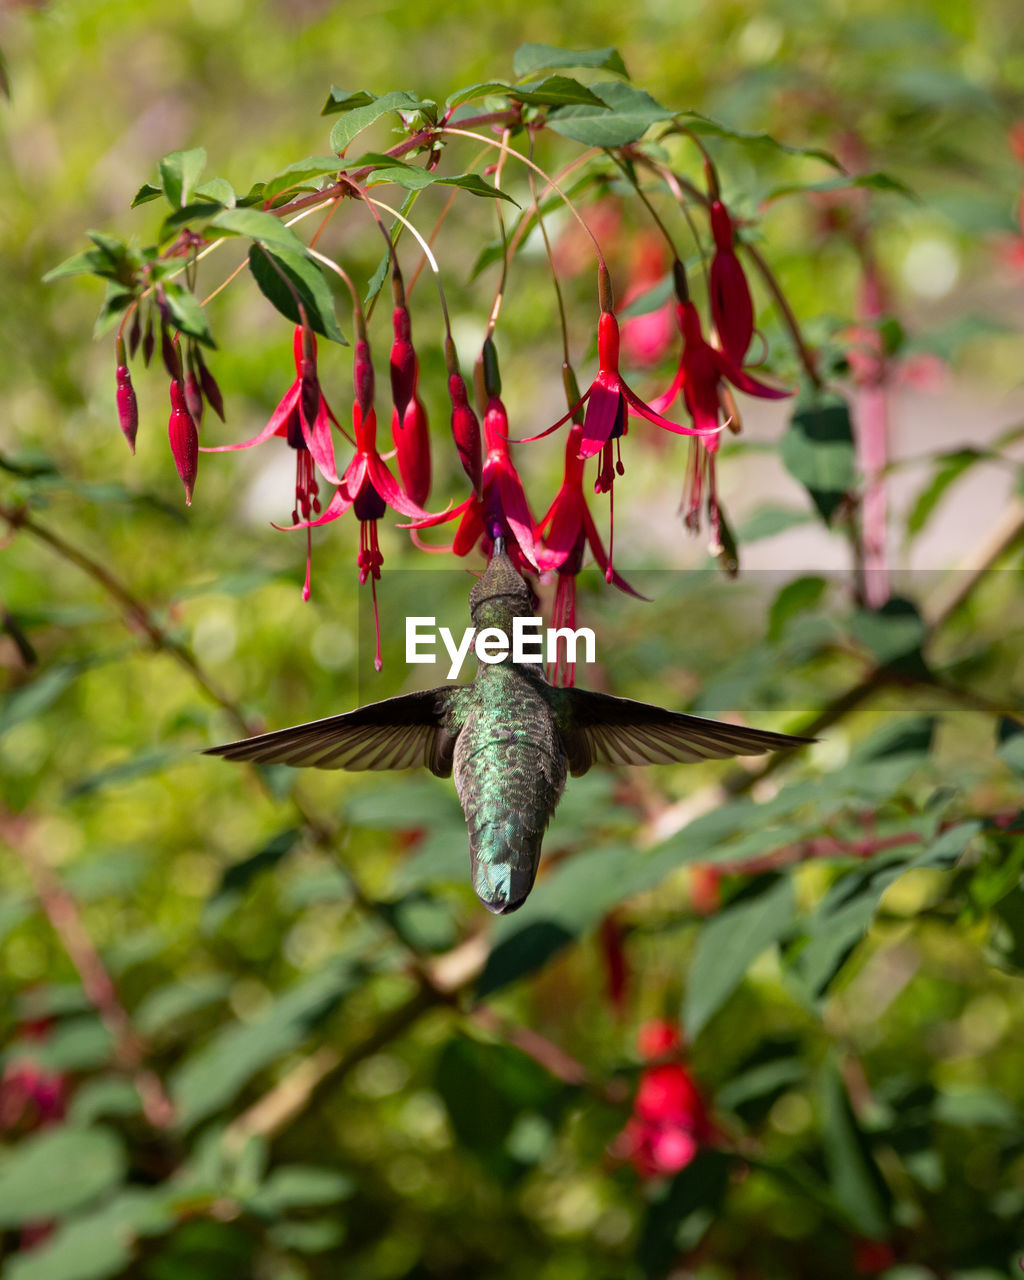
[453,665,567,914]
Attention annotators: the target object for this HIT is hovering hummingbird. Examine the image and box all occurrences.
[206,542,811,914]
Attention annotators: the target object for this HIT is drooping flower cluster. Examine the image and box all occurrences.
[614,1019,714,1179]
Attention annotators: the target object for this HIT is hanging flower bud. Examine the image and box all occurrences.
[184,367,203,427]
[116,364,138,454]
[389,305,417,420]
[392,395,432,507]
[195,348,225,422]
[354,338,375,417]
[448,372,482,494]
[127,309,142,360]
[168,379,198,505]
[709,201,755,365]
[160,322,181,381]
[142,310,155,367]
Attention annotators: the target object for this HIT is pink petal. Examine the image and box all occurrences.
[200,384,298,453]
[495,465,539,570]
[578,377,622,458]
[365,453,432,519]
[623,383,706,436]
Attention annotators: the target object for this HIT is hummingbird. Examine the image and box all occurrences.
[206,541,812,914]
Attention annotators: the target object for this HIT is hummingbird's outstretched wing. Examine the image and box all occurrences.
[204,688,460,777]
[559,689,814,777]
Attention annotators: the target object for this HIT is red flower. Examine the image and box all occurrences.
[409,393,539,574]
[389,303,432,506]
[536,421,644,684]
[202,327,346,598]
[168,377,198,505]
[709,200,755,365]
[615,1020,713,1179]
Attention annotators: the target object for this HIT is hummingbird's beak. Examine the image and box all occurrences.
[491,535,506,558]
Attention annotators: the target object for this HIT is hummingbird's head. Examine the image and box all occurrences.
[469,538,534,628]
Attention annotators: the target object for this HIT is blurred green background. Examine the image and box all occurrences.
[2,2,1024,1277]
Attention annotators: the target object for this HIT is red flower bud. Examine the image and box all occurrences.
[196,350,225,421]
[184,369,203,427]
[392,395,431,507]
[116,365,138,454]
[168,379,198,505]
[142,312,155,366]
[449,374,482,494]
[127,309,142,360]
[389,306,417,420]
[161,325,181,381]
[354,338,375,416]
[596,309,620,370]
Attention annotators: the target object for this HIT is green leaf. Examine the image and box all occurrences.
[329,91,435,152]
[320,86,378,116]
[67,1078,143,1126]
[513,43,628,79]
[768,576,828,643]
[159,146,207,208]
[780,393,856,523]
[0,661,88,738]
[548,81,671,147]
[436,172,520,203]
[65,748,186,799]
[906,449,984,541]
[766,171,915,202]
[263,156,343,201]
[42,250,107,282]
[0,1127,126,1227]
[131,182,163,207]
[683,874,796,1039]
[681,112,842,168]
[135,975,232,1037]
[445,81,513,110]
[736,506,815,543]
[247,243,347,344]
[997,718,1024,776]
[820,1057,893,1237]
[509,76,607,108]
[169,958,359,1129]
[848,597,927,669]
[159,200,227,238]
[638,1151,731,1276]
[161,280,215,347]
[194,177,236,207]
[4,1189,174,1280]
[245,1166,355,1216]
[208,207,310,254]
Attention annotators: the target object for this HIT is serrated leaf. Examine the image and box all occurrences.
[159,146,207,208]
[780,393,856,523]
[683,874,796,1039]
[681,112,842,168]
[247,243,347,344]
[548,81,671,147]
[0,1127,126,1227]
[328,91,435,152]
[509,75,607,108]
[263,155,343,201]
[513,43,628,79]
[208,206,310,254]
[445,80,513,110]
[161,280,215,347]
[320,86,378,116]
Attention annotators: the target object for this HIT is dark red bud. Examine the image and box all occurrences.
[449,374,482,494]
[127,310,142,359]
[672,260,690,305]
[161,325,181,381]
[390,308,418,420]
[142,312,155,366]
[480,337,501,399]
[392,395,431,507]
[709,201,734,253]
[596,310,620,371]
[196,350,225,421]
[116,365,138,454]
[184,369,203,427]
[354,338,375,415]
[299,358,320,428]
[168,380,198,505]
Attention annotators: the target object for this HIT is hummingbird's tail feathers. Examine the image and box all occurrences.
[560,689,815,777]
[204,688,460,777]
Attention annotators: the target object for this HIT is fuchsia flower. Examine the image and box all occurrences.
[115,360,138,454]
[615,1020,714,1179]
[295,337,435,668]
[389,303,432,507]
[409,392,539,575]
[168,377,199,505]
[708,200,755,364]
[202,326,346,598]
[536,421,644,684]
[448,370,483,496]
